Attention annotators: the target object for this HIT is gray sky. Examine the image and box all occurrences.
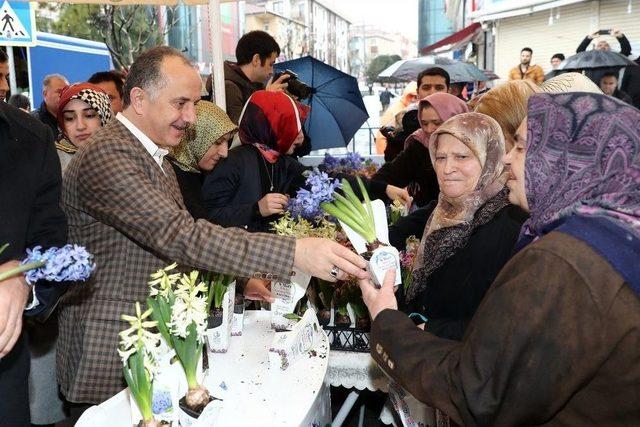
[329,0,419,40]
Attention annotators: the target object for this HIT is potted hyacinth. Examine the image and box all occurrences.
[322,176,401,287]
[118,302,168,427]
[147,265,213,421]
[0,243,94,284]
[321,176,381,255]
[204,272,234,352]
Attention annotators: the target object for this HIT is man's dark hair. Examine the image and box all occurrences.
[8,94,30,110]
[0,48,7,64]
[551,53,565,61]
[601,72,619,81]
[88,70,124,97]
[123,46,194,108]
[235,31,280,66]
[417,67,450,89]
[521,47,533,54]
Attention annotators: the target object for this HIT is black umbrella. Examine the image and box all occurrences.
[378,56,488,83]
[558,50,637,71]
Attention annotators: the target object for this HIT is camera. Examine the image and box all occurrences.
[273,70,314,100]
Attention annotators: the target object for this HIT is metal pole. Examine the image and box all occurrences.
[6,47,17,96]
[209,0,226,110]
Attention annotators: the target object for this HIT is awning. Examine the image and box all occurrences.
[420,22,481,55]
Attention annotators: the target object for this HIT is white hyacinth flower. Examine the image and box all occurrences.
[169,271,208,341]
[118,302,162,379]
[149,262,181,298]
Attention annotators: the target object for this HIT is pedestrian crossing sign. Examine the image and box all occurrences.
[0,0,36,46]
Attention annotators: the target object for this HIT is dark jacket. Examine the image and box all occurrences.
[371,231,640,426]
[379,89,395,106]
[621,58,640,109]
[388,201,435,250]
[0,102,67,426]
[393,204,525,340]
[170,162,208,220]
[30,101,59,140]
[224,61,264,124]
[202,145,307,232]
[612,87,634,105]
[576,34,632,85]
[383,108,420,162]
[373,139,438,208]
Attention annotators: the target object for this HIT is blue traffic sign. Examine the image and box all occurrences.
[0,0,36,46]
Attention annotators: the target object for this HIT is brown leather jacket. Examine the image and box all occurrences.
[372,231,640,426]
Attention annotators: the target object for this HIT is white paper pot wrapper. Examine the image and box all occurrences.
[271,268,312,330]
[337,199,402,287]
[368,245,401,287]
[268,308,322,370]
[206,281,235,353]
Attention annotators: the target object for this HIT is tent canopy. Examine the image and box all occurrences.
[50,0,235,4]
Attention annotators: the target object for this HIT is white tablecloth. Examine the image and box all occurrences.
[76,311,330,427]
[326,350,389,393]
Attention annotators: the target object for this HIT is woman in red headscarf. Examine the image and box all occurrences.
[55,82,112,172]
[202,90,310,232]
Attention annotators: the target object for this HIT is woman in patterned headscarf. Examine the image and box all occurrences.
[201,90,310,232]
[396,112,525,341]
[169,100,237,219]
[55,82,112,172]
[357,93,640,426]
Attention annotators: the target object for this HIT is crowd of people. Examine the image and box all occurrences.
[0,24,638,427]
[509,28,640,107]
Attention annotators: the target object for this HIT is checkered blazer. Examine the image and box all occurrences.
[56,118,295,404]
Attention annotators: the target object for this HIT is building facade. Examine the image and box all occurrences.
[349,24,418,79]
[243,0,351,72]
[471,0,640,82]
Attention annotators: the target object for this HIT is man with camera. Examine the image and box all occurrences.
[224,30,291,124]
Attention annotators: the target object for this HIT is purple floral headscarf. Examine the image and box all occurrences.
[524,92,640,239]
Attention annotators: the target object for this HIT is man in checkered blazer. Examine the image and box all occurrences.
[57,46,367,406]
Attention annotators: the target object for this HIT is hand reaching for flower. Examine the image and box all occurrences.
[258,193,289,217]
[244,278,274,303]
[385,185,412,207]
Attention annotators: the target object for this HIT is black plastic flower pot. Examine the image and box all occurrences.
[207,308,223,329]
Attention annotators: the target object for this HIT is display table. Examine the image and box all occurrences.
[326,349,396,426]
[76,311,330,427]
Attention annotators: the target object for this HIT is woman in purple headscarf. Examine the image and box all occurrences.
[358,92,640,426]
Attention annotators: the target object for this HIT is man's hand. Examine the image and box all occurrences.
[0,261,30,357]
[588,30,599,39]
[244,278,274,303]
[258,193,289,217]
[611,28,623,38]
[266,74,290,92]
[294,238,368,282]
[358,269,398,321]
[385,185,412,207]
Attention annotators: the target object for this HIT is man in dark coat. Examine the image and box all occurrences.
[30,73,68,138]
[621,57,640,109]
[599,72,634,105]
[224,30,289,124]
[0,101,68,426]
[575,28,632,86]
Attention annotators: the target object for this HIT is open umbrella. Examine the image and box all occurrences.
[558,50,637,71]
[274,56,369,150]
[378,57,488,83]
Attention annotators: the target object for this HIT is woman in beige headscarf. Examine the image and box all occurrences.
[169,100,237,219]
